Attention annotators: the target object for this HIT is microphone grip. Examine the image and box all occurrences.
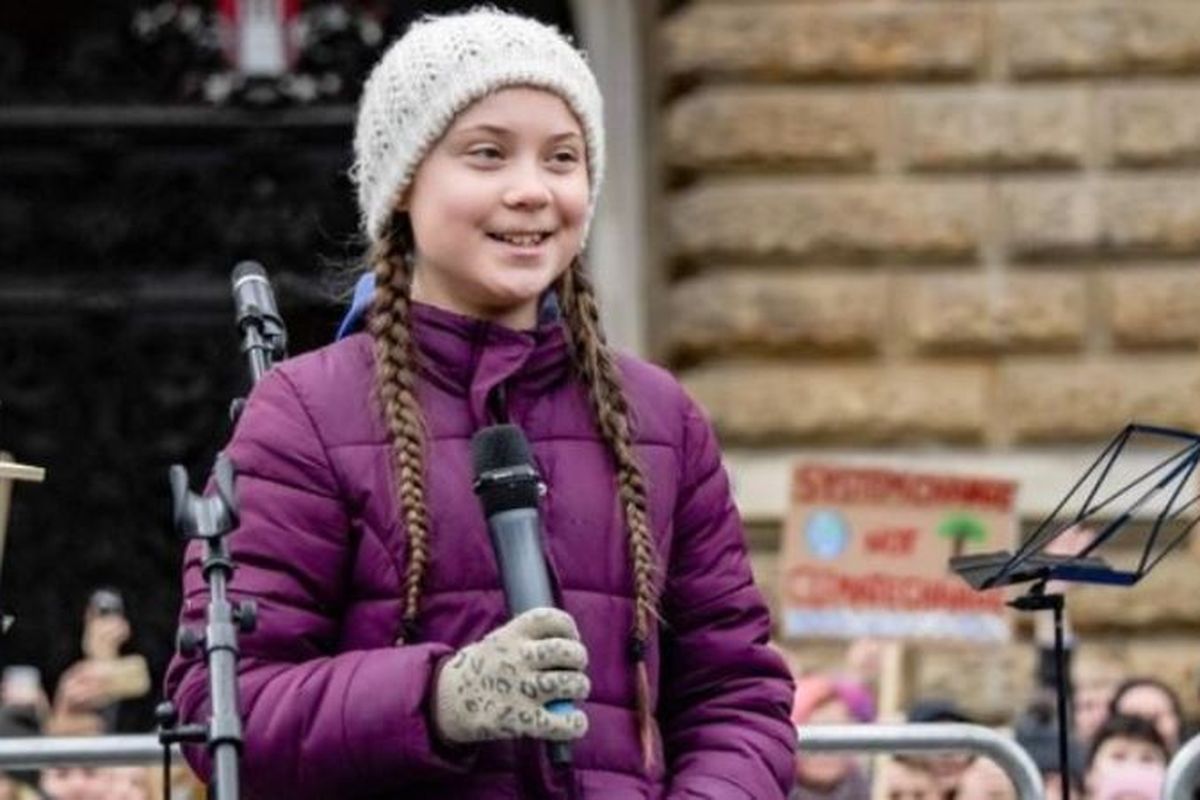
[489,509,555,613]
[546,717,572,767]
[487,509,574,766]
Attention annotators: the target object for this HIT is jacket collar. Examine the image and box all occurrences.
[409,301,571,425]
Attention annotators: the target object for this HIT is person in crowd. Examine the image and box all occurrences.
[1107,677,1186,754]
[102,767,152,800]
[1012,705,1083,800]
[40,764,151,800]
[1071,657,1124,750]
[901,698,977,800]
[0,776,39,800]
[46,589,149,736]
[143,764,205,800]
[790,674,875,800]
[955,758,1015,800]
[166,7,795,798]
[0,680,45,800]
[877,757,941,800]
[1084,714,1168,800]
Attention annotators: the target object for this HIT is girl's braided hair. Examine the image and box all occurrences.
[367,213,661,767]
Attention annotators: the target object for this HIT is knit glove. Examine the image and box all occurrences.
[433,608,591,745]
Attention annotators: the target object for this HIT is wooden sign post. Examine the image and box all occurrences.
[0,452,46,632]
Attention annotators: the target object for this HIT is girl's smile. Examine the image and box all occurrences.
[485,228,557,256]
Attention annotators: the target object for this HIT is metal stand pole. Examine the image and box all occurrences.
[1011,583,1071,800]
[158,455,256,800]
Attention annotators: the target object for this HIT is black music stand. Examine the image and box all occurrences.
[950,423,1200,800]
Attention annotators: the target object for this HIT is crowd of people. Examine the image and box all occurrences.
[788,526,1191,800]
[789,666,1188,800]
[0,590,201,800]
[3,584,1185,800]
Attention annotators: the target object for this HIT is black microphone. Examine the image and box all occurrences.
[471,424,574,767]
[230,261,287,358]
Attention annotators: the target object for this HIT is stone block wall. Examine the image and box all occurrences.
[657,0,1200,719]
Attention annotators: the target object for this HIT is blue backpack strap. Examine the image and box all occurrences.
[336,272,375,340]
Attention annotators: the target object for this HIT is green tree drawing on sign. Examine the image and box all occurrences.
[937,512,988,559]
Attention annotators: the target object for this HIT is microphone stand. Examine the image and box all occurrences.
[157,264,288,799]
[228,263,287,422]
[1009,583,1072,800]
[160,456,255,800]
[241,311,273,385]
[227,301,280,423]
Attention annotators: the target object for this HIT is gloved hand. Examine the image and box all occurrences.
[433,607,591,745]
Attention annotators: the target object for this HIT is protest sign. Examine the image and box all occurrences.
[780,463,1017,642]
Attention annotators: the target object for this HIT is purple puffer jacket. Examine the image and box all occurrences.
[166,302,795,799]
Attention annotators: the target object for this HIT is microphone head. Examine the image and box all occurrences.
[471,424,534,478]
[471,425,540,515]
[230,261,287,357]
[231,260,267,288]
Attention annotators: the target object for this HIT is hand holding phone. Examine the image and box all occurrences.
[82,589,130,660]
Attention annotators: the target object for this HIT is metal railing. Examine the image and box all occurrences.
[0,726,1038,796]
[798,722,1044,800]
[0,735,179,770]
[4,721,1197,799]
[1164,732,1200,800]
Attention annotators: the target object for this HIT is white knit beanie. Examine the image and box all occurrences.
[352,6,605,247]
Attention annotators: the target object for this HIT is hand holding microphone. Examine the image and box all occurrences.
[432,607,590,745]
[440,424,586,763]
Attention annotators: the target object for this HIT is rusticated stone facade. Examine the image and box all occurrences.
[657,0,1200,720]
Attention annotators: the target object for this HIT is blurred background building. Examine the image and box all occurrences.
[2,0,1199,729]
[656,0,1200,722]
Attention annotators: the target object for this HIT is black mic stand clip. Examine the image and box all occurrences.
[229,262,287,422]
[228,314,284,422]
[157,454,256,800]
[1008,578,1072,800]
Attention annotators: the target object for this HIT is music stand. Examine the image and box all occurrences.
[950,423,1200,800]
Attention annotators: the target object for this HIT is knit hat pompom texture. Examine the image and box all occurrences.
[353,7,605,246]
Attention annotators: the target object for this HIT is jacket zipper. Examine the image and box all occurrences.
[487,381,509,425]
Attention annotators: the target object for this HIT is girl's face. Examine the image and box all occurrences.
[403,86,589,329]
[1087,740,1166,800]
[1089,735,1166,779]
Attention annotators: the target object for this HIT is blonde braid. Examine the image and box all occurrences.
[559,258,661,770]
[367,215,431,642]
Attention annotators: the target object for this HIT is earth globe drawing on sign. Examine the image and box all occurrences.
[803,509,850,560]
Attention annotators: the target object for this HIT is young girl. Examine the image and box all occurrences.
[166,8,795,798]
[789,675,874,800]
[1084,714,1169,800]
